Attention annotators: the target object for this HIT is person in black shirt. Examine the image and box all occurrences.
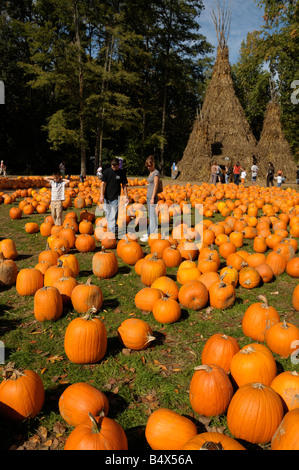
[99,158,129,237]
[266,162,275,187]
[296,165,299,186]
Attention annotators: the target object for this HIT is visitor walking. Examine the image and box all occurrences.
[211,162,218,184]
[44,171,70,226]
[225,165,231,184]
[0,160,4,176]
[266,162,275,187]
[59,161,66,178]
[296,165,299,186]
[251,162,259,185]
[140,155,161,243]
[233,162,242,185]
[99,158,129,237]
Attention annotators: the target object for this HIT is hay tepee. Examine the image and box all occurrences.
[255,80,297,180]
[177,2,257,182]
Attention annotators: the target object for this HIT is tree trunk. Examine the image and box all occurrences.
[73,1,86,175]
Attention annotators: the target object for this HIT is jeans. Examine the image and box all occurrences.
[147,197,158,236]
[225,174,229,184]
[234,174,240,185]
[104,198,119,235]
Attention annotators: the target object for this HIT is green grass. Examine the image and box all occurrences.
[0,198,298,451]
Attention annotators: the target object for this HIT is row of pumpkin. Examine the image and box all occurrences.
[0,182,299,450]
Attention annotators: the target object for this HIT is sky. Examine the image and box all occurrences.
[198,0,266,64]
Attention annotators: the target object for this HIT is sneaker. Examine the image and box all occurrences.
[140,234,149,242]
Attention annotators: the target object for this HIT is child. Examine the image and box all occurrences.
[44,171,70,226]
[274,174,283,187]
[241,169,247,184]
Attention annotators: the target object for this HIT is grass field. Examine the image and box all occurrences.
[0,196,298,451]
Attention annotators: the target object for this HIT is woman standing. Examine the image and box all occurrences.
[233,162,242,185]
[140,155,160,242]
[266,162,275,187]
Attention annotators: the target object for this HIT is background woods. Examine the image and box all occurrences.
[0,0,298,176]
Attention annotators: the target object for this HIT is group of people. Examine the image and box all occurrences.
[211,160,287,188]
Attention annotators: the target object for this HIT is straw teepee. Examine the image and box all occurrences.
[177,1,257,182]
[255,79,297,179]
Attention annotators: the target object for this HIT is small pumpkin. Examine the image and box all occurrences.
[16,268,44,296]
[270,371,299,412]
[178,280,208,310]
[152,296,181,324]
[117,318,155,350]
[140,252,166,286]
[134,287,163,312]
[92,248,118,279]
[182,432,246,450]
[242,295,280,342]
[209,280,236,310]
[265,319,299,358]
[201,333,240,374]
[34,286,63,321]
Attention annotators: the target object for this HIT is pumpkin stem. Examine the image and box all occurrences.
[82,306,98,320]
[194,364,213,373]
[1,362,25,380]
[200,441,223,450]
[257,295,268,308]
[86,277,93,285]
[88,411,105,434]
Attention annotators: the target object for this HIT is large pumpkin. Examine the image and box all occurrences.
[71,277,103,313]
[0,364,45,421]
[92,248,118,279]
[145,408,197,450]
[265,319,299,358]
[201,333,240,373]
[134,287,163,312]
[271,409,299,450]
[230,343,277,387]
[189,364,233,417]
[178,280,208,310]
[182,432,246,450]
[64,412,128,450]
[242,295,280,342]
[34,286,63,321]
[16,268,44,296]
[59,382,109,427]
[64,308,107,364]
[227,382,284,444]
[140,253,166,286]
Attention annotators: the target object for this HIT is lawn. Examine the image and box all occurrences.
[0,187,298,451]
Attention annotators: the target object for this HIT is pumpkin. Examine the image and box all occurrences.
[118,239,144,265]
[150,239,171,258]
[177,266,201,285]
[53,276,78,304]
[265,250,287,276]
[34,286,63,321]
[255,263,274,283]
[59,253,80,276]
[189,364,233,417]
[238,266,261,289]
[44,260,74,287]
[197,271,220,290]
[75,234,96,253]
[265,319,299,358]
[0,238,18,260]
[16,268,44,296]
[64,412,128,450]
[71,277,103,313]
[286,256,299,277]
[230,343,277,387]
[227,382,284,444]
[0,255,18,286]
[271,409,299,450]
[134,287,163,312]
[92,248,118,279]
[0,364,45,421]
[242,295,280,342]
[270,371,299,412]
[59,382,109,427]
[59,225,77,248]
[140,253,166,286]
[64,307,107,364]
[182,432,246,450]
[178,280,208,310]
[209,280,236,310]
[201,333,240,373]
[292,284,299,310]
[152,296,181,324]
[9,207,22,220]
[162,245,182,267]
[38,245,59,265]
[219,265,238,287]
[25,222,39,234]
[145,408,197,450]
[117,318,155,350]
[151,276,179,300]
